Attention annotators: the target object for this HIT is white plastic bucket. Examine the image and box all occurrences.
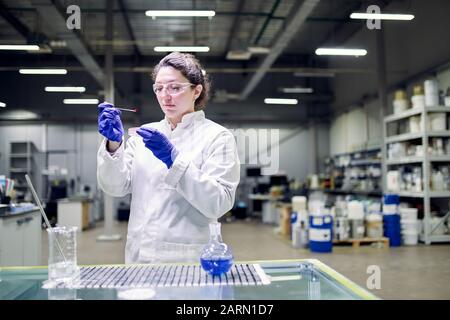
[409,115,422,133]
[429,113,446,131]
[401,220,420,233]
[411,95,425,109]
[424,79,439,107]
[399,208,418,221]
[402,233,418,245]
[393,99,409,114]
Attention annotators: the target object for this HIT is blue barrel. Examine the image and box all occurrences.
[383,214,401,247]
[309,215,333,253]
[384,194,399,205]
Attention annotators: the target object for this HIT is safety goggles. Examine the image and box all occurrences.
[152,82,195,95]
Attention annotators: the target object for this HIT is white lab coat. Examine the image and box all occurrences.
[97,110,240,264]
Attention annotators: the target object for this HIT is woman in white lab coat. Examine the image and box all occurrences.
[97,52,240,264]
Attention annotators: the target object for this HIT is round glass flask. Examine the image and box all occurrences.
[200,222,233,276]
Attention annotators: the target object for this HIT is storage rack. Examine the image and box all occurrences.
[383,106,450,244]
[8,142,37,199]
[321,147,382,197]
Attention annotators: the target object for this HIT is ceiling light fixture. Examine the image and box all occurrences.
[0,102,6,107]
[280,87,314,94]
[248,47,270,54]
[0,45,40,51]
[63,99,99,104]
[145,10,215,18]
[0,110,39,120]
[154,46,210,52]
[350,13,414,20]
[264,98,298,105]
[315,48,367,56]
[19,69,67,75]
[45,86,86,92]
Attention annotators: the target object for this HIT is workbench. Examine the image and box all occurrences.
[0,259,378,300]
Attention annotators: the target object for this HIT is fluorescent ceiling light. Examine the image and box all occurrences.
[281,87,314,93]
[264,98,298,105]
[0,102,6,107]
[315,48,367,56]
[0,44,40,51]
[154,46,210,52]
[248,47,270,54]
[226,50,252,60]
[294,72,335,78]
[19,69,67,74]
[63,99,99,104]
[45,86,86,92]
[145,10,215,17]
[350,13,414,20]
[0,110,39,120]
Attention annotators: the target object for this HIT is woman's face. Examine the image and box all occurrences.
[154,66,202,123]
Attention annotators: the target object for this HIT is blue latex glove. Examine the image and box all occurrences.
[98,102,124,142]
[137,127,178,169]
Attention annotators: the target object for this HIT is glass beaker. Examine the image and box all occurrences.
[47,226,79,283]
[200,222,233,276]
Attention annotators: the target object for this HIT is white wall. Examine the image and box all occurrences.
[229,123,329,182]
[330,107,375,155]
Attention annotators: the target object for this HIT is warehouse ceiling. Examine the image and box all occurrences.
[0,0,449,124]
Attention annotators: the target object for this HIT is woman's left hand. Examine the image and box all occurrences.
[137,127,178,168]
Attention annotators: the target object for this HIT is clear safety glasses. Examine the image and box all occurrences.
[152,82,195,96]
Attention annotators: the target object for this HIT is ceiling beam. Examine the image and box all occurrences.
[0,2,31,38]
[117,0,142,59]
[223,0,246,55]
[31,0,106,87]
[239,0,321,100]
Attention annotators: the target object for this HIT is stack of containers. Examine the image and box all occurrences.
[399,207,419,245]
[424,78,440,107]
[382,194,402,247]
[347,201,365,239]
[308,200,333,253]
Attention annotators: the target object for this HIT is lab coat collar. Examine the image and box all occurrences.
[164,110,205,131]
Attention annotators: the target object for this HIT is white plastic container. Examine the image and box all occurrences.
[386,171,400,192]
[393,99,409,114]
[411,95,425,109]
[399,208,418,221]
[424,79,439,107]
[347,201,364,220]
[445,96,450,107]
[409,115,422,133]
[292,196,307,212]
[366,214,383,238]
[401,220,420,233]
[402,231,418,245]
[429,113,446,131]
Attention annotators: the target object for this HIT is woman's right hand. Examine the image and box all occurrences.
[98,102,124,143]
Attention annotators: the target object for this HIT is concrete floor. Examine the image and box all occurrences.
[41,219,450,300]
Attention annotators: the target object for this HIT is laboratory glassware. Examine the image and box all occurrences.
[47,226,79,284]
[200,222,233,276]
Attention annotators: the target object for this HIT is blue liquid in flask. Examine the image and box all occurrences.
[200,257,233,276]
[200,222,234,276]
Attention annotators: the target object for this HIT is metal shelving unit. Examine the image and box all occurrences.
[8,142,37,199]
[322,147,382,197]
[383,106,450,244]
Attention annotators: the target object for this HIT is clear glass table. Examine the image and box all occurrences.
[0,259,378,300]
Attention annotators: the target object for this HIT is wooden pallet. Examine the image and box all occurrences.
[333,237,390,248]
